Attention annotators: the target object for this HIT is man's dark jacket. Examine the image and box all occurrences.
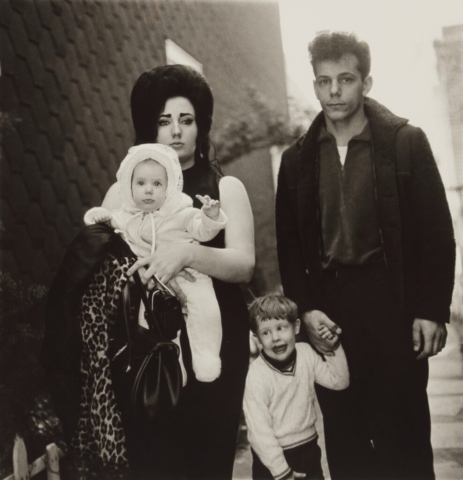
[276,97,455,324]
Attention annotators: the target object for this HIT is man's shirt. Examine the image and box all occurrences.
[318,122,384,269]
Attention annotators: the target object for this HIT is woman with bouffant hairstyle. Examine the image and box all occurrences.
[102,64,255,479]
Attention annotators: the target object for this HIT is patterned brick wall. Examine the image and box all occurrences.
[1,0,288,288]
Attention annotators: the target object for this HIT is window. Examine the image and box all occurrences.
[165,39,203,73]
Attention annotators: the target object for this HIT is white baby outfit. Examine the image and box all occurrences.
[84,144,227,382]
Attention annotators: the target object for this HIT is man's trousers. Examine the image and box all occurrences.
[315,262,434,480]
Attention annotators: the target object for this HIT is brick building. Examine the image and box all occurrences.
[1,0,288,291]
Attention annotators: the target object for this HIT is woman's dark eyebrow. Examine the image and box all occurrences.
[158,113,194,118]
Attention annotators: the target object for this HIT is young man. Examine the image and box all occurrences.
[276,32,455,480]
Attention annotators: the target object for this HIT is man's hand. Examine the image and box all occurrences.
[288,471,306,479]
[301,310,342,356]
[319,323,339,343]
[413,318,447,360]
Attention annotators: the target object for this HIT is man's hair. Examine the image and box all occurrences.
[248,294,298,333]
[131,65,214,168]
[308,32,371,80]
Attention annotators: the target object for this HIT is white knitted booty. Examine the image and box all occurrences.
[192,352,221,382]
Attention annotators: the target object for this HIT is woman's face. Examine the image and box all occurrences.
[156,96,198,170]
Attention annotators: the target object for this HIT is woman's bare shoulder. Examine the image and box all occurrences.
[218,175,247,196]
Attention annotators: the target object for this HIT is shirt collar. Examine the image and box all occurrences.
[261,348,297,376]
[318,119,371,144]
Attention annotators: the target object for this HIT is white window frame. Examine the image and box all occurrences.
[165,39,203,73]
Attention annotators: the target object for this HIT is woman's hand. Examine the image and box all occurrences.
[127,243,193,285]
[129,267,190,307]
[167,277,187,307]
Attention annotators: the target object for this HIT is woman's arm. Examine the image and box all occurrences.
[127,176,255,284]
[188,175,255,282]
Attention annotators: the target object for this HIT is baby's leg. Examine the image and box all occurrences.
[176,272,222,382]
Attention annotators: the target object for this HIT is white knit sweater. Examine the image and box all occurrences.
[243,343,349,480]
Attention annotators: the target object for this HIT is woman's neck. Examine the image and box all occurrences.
[180,158,195,171]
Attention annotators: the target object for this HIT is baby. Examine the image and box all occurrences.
[84,143,227,383]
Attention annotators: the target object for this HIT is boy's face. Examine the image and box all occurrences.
[255,317,301,362]
[132,160,168,212]
[313,53,372,125]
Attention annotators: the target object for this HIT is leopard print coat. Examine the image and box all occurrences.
[71,254,134,469]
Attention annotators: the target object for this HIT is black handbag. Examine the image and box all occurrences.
[111,272,184,424]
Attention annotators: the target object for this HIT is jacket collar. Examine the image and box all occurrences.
[317,121,371,144]
[298,97,408,174]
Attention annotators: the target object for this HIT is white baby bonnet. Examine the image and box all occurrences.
[116,143,187,212]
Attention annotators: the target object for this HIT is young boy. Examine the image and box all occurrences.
[243,294,349,480]
[84,143,227,383]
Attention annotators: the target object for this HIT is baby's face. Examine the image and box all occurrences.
[132,159,168,212]
[255,317,300,362]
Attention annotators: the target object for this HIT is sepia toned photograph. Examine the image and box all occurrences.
[1,0,462,479]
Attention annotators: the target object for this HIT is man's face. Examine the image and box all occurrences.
[255,317,300,362]
[313,54,372,124]
[131,160,168,212]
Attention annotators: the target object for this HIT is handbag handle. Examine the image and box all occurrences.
[121,282,133,371]
[131,271,166,342]
[118,271,168,371]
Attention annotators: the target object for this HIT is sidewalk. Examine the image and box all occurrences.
[233,324,463,479]
[428,323,463,479]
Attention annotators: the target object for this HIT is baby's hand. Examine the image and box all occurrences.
[93,210,112,224]
[196,194,221,220]
[318,324,339,342]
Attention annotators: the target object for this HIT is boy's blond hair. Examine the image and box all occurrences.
[248,294,298,333]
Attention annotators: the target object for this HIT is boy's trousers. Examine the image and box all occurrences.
[251,438,324,480]
[315,262,434,480]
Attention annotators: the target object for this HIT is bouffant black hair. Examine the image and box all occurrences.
[309,32,371,80]
[131,65,214,168]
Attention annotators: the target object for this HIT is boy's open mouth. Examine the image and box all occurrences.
[272,345,287,354]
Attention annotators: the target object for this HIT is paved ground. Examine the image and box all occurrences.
[233,323,463,480]
[428,323,463,479]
